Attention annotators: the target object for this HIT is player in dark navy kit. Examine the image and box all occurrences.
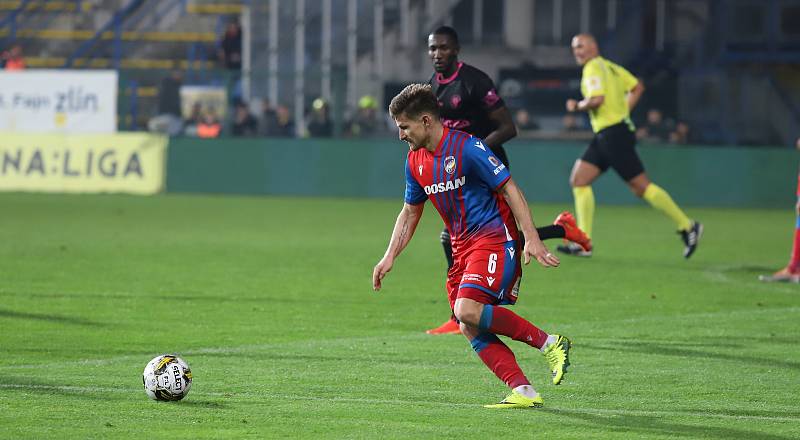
[425,26,591,334]
[372,83,571,408]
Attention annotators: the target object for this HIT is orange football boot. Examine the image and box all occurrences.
[425,318,461,335]
[554,211,593,252]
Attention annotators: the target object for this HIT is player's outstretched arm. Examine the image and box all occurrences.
[567,96,604,112]
[627,80,645,112]
[372,202,425,291]
[500,178,560,268]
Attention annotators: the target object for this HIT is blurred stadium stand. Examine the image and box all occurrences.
[1,0,798,145]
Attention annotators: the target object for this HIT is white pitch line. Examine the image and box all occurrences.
[0,383,797,424]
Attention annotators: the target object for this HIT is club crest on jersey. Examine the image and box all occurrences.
[484,89,501,107]
[450,95,462,108]
[444,156,456,174]
[488,156,499,167]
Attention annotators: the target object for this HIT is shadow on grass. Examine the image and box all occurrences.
[588,337,744,349]
[0,308,105,327]
[545,408,796,440]
[680,407,800,419]
[1,290,370,305]
[584,341,800,371]
[182,351,477,368]
[720,265,781,274]
[6,347,155,357]
[0,375,120,400]
[178,399,228,409]
[705,335,799,346]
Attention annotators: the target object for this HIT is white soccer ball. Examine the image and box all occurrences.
[142,354,193,401]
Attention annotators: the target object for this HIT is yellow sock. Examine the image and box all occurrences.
[573,186,594,238]
[642,183,692,231]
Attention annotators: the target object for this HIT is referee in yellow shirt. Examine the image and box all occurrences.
[558,33,702,258]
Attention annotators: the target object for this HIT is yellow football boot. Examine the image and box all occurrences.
[484,391,543,409]
[543,335,571,385]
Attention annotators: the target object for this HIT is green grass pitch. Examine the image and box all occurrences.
[0,192,798,439]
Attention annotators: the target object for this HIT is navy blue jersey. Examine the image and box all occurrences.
[405,128,517,251]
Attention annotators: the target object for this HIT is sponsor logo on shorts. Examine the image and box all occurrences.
[462,273,483,283]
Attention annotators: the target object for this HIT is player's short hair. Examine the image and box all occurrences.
[432,25,459,47]
[389,83,439,120]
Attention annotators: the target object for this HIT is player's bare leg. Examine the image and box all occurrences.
[759,266,800,283]
[761,210,800,282]
[626,172,650,197]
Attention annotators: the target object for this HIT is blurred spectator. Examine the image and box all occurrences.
[158,70,183,117]
[261,99,281,136]
[348,95,380,137]
[514,108,540,130]
[196,109,222,138]
[148,70,184,136]
[218,19,242,71]
[232,101,258,137]
[268,105,294,137]
[636,108,672,142]
[307,98,332,137]
[562,113,581,132]
[183,102,204,136]
[669,121,692,145]
[2,44,25,70]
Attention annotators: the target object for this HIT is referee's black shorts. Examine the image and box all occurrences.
[580,121,644,182]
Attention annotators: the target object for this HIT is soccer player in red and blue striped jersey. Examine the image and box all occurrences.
[425,26,591,335]
[372,84,572,408]
[760,152,800,283]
